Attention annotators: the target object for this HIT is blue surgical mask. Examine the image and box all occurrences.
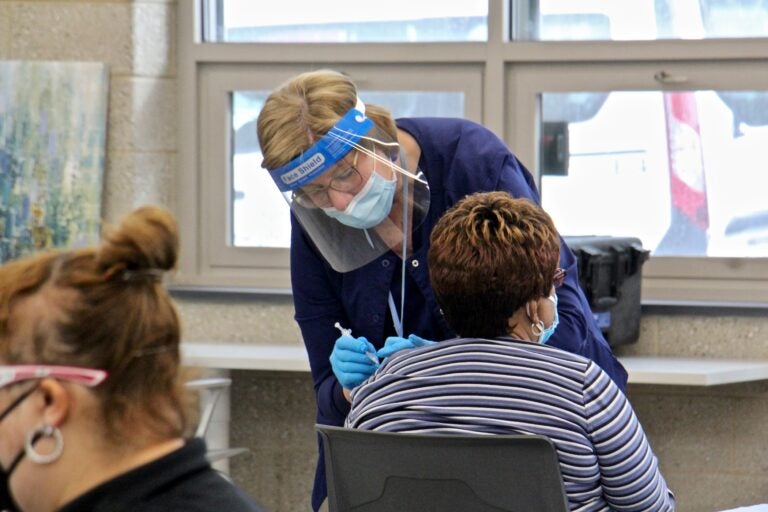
[538,293,559,344]
[322,171,396,229]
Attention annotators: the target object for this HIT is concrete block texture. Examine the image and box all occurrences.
[667,473,768,512]
[133,2,176,77]
[103,150,175,221]
[230,370,318,512]
[4,1,175,77]
[7,2,133,73]
[108,76,176,152]
[0,4,11,58]
[616,311,768,360]
[613,312,661,356]
[174,295,303,346]
[628,383,768,511]
[654,313,768,359]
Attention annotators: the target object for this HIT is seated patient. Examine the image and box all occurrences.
[346,191,675,511]
[0,206,263,512]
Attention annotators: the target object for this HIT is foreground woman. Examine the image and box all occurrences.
[0,206,263,512]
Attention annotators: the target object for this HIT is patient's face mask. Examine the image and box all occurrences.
[322,170,397,229]
[528,292,559,345]
[537,293,559,344]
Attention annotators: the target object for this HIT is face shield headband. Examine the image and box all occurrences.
[267,98,425,192]
[268,97,374,192]
[266,97,430,273]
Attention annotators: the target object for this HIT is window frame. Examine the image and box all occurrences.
[177,0,768,305]
[508,60,768,305]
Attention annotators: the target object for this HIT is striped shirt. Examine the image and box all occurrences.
[346,337,675,512]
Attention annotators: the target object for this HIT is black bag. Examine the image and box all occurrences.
[564,236,650,347]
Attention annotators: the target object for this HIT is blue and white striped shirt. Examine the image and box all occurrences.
[346,337,675,512]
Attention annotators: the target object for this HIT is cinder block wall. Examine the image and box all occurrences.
[0,0,177,219]
[2,3,767,511]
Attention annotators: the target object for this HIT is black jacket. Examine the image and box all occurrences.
[58,438,264,512]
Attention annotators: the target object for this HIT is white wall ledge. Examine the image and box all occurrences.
[619,356,768,386]
[183,342,310,372]
[182,342,768,386]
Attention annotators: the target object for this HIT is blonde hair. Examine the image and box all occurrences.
[257,69,398,170]
[0,205,187,443]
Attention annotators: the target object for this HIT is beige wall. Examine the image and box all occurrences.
[2,2,767,511]
[0,0,177,219]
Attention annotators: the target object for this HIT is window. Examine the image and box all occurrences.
[514,0,768,40]
[539,90,768,259]
[178,0,768,304]
[203,0,488,43]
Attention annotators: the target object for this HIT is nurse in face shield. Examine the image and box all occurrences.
[257,69,628,512]
[0,206,264,512]
[267,96,430,273]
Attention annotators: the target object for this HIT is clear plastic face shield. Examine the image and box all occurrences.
[267,98,430,273]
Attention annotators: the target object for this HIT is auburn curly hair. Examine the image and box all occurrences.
[428,192,560,338]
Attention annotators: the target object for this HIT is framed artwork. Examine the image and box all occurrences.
[0,60,109,263]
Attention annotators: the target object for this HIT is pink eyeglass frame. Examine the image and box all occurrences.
[0,365,108,390]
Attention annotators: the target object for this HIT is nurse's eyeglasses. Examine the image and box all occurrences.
[0,365,108,390]
[292,151,363,209]
[553,268,567,288]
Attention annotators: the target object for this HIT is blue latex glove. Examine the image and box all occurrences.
[377,333,436,360]
[329,335,379,390]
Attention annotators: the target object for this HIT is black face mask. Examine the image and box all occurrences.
[0,385,39,512]
[0,473,18,512]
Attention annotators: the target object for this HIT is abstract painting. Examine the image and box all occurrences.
[0,60,108,263]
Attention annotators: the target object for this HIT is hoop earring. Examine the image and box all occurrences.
[531,320,545,336]
[25,424,64,465]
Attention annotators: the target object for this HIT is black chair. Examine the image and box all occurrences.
[317,424,569,512]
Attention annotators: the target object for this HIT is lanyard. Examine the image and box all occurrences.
[387,175,410,338]
[388,291,403,338]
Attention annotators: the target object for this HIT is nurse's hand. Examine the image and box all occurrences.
[330,335,379,390]
[377,334,435,360]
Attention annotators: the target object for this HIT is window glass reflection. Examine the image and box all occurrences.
[519,1,768,41]
[540,90,768,257]
[210,0,487,42]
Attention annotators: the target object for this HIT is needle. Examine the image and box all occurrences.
[334,322,379,364]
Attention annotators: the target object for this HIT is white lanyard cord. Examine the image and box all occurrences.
[388,175,410,339]
[388,292,403,338]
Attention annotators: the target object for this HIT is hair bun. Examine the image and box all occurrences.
[98,205,178,274]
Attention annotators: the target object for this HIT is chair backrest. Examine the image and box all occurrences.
[185,377,232,438]
[317,425,569,512]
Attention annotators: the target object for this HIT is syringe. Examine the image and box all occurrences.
[334,322,379,364]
